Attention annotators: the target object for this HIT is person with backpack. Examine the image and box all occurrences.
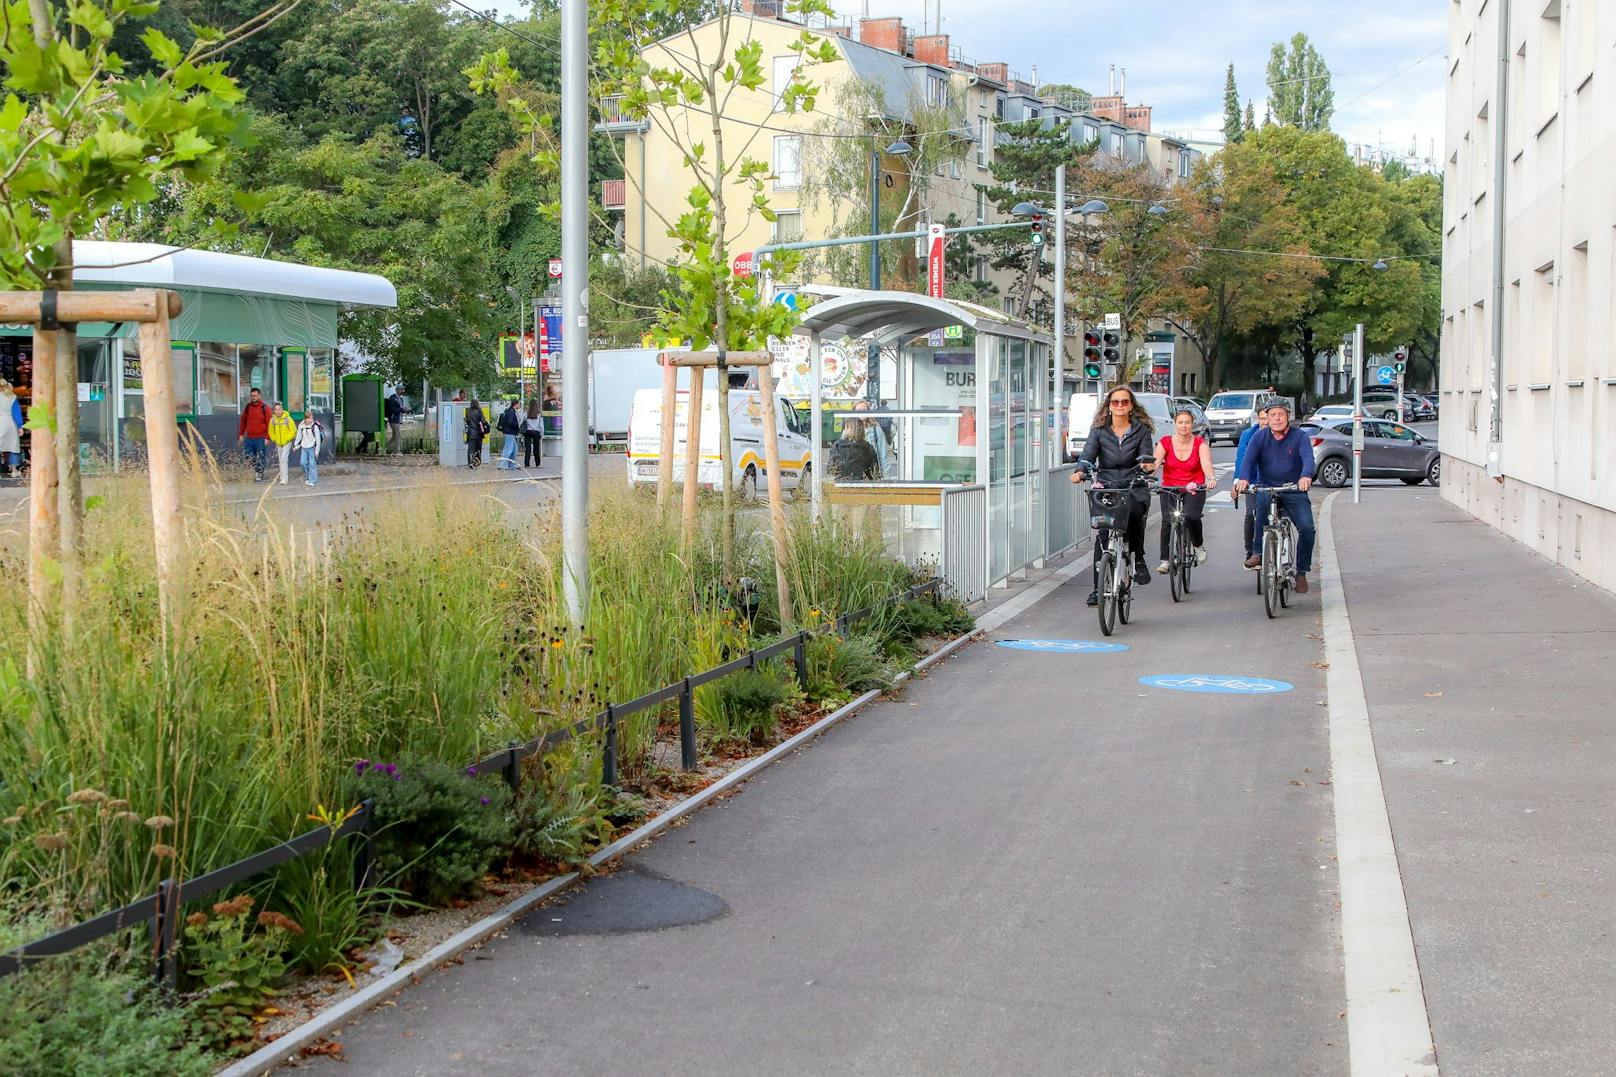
[267,401,298,485]
[385,388,406,454]
[294,413,325,487]
[496,400,521,470]
[829,416,878,482]
[522,399,544,467]
[464,400,490,468]
[237,387,272,482]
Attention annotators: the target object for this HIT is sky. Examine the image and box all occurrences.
[491,0,1449,162]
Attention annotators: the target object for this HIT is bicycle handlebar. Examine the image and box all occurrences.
[1247,483,1300,493]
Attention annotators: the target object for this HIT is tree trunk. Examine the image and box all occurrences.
[1298,323,1316,402]
[709,87,735,584]
[26,327,58,676]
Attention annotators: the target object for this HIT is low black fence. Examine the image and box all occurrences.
[0,578,942,989]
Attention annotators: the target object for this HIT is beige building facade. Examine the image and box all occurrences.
[1440,0,1616,591]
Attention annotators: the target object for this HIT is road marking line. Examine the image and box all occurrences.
[1319,493,1439,1076]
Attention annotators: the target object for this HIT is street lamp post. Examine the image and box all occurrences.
[869,138,912,290]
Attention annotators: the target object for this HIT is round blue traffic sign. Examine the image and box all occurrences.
[1138,674,1293,694]
[997,639,1130,654]
[1375,366,1396,385]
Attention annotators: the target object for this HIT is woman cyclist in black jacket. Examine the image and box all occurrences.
[1072,385,1158,606]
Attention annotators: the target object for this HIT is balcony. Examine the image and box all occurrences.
[600,179,626,211]
[595,95,649,134]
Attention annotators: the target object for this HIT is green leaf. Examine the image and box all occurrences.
[140,26,183,68]
[84,494,107,512]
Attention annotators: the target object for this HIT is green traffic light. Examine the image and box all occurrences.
[1083,362,1102,379]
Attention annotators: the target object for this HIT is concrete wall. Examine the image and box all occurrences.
[1440,0,1616,593]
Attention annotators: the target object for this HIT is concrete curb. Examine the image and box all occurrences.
[223,628,981,1076]
[1318,493,1439,1076]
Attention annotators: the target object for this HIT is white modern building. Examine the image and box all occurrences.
[1439,0,1616,592]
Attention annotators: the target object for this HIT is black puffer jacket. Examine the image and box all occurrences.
[1077,422,1155,487]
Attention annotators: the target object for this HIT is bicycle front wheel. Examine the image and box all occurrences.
[1262,530,1280,618]
[1118,553,1133,625]
[1279,524,1295,609]
[1098,550,1118,636]
[1168,523,1184,603]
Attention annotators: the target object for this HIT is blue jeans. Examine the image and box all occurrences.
[1254,490,1316,574]
[242,436,266,478]
[300,445,318,484]
[498,434,518,468]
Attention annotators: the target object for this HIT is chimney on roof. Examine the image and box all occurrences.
[1030,64,1038,87]
[1109,64,1116,94]
[913,33,950,67]
[1120,66,1126,96]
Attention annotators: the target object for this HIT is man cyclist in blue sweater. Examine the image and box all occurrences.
[1232,407,1269,567]
[1232,397,1316,594]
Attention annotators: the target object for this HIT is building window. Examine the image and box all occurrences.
[1532,263,1554,384]
[950,157,962,179]
[926,74,949,109]
[995,95,1005,119]
[1536,7,1561,128]
[1083,123,1099,145]
[194,343,237,416]
[977,118,989,166]
[1567,242,1588,381]
[772,135,801,189]
[771,210,802,243]
[972,255,988,282]
[1027,106,1040,121]
[772,56,799,113]
[975,189,986,225]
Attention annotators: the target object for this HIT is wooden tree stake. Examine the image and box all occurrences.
[755,364,794,627]
[680,371,704,551]
[139,300,185,629]
[656,353,676,508]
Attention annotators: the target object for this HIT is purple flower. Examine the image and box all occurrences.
[466,765,478,777]
[354,760,371,775]
[480,796,491,805]
[380,764,398,777]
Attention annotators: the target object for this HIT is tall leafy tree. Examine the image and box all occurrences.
[1243,100,1256,135]
[1222,64,1243,144]
[1266,32,1334,132]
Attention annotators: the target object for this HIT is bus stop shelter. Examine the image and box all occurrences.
[792,291,1080,603]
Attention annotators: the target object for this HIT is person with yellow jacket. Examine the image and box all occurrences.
[267,401,298,485]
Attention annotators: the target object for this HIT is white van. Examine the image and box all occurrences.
[625,381,812,498]
[1067,391,1172,458]
[1205,389,1265,444]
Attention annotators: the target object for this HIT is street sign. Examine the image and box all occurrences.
[773,290,798,311]
[1376,366,1396,385]
[1352,422,1365,453]
[732,251,755,279]
[996,639,1129,654]
[1103,312,1121,331]
[1138,674,1294,694]
[927,222,946,298]
[547,258,563,279]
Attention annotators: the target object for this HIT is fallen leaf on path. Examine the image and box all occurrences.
[1435,758,1457,765]
[1288,780,1305,787]
[1310,661,1330,670]
[1425,691,1443,697]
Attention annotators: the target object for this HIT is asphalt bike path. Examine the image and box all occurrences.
[299,496,1345,1076]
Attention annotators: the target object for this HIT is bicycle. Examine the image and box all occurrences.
[1250,483,1300,619]
[1083,475,1152,636]
[1157,485,1201,603]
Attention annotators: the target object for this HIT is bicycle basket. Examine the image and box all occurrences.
[1087,489,1130,530]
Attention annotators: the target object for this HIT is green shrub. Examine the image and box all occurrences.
[704,666,799,747]
[344,757,514,906]
[875,596,975,655]
[272,848,400,976]
[181,893,296,1055]
[0,946,208,1077]
[510,745,612,865]
[805,633,896,704]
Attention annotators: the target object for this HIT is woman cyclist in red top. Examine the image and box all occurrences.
[1151,404,1217,574]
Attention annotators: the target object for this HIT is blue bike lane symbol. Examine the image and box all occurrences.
[997,639,1130,654]
[1139,674,1294,694]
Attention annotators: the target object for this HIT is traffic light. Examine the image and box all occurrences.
[1393,350,1407,375]
[1102,330,1122,369]
[1082,329,1103,379]
[1029,212,1045,248]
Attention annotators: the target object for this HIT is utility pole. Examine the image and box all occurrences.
[560,0,589,627]
[1052,163,1066,469]
[1352,323,1365,504]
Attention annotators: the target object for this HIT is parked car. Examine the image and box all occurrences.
[1360,391,1432,422]
[1204,389,1267,444]
[1306,418,1440,487]
[1307,404,1357,424]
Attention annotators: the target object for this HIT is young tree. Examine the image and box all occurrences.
[1,0,269,625]
[1221,64,1242,145]
[1243,100,1256,135]
[1266,31,1334,132]
[588,0,839,592]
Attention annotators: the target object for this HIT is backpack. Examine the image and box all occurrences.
[829,438,874,481]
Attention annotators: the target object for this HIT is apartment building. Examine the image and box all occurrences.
[600,5,1202,382]
[1440,0,1616,591]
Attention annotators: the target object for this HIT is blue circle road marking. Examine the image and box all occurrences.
[997,639,1130,654]
[1138,674,1294,694]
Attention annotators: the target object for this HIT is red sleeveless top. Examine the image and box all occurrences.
[1159,435,1206,487]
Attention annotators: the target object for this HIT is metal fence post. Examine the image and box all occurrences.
[679,677,696,772]
[352,798,377,893]
[150,878,178,993]
[794,630,809,692]
[502,741,522,794]
[602,704,617,788]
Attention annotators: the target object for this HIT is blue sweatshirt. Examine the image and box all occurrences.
[1237,426,1315,486]
[1234,424,1263,484]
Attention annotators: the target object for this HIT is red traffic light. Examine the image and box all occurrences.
[1083,329,1102,348]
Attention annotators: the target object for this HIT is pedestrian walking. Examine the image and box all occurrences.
[385,388,406,454]
[268,401,297,485]
[522,398,543,467]
[238,387,271,482]
[294,413,325,486]
[0,380,22,478]
[465,400,489,468]
[496,400,521,470]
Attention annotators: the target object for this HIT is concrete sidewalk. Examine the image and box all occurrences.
[1332,490,1616,1075]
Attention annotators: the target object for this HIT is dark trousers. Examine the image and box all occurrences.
[467,436,483,465]
[1254,490,1317,574]
[1243,493,1259,556]
[1089,491,1147,588]
[1158,490,1206,559]
[523,430,542,466]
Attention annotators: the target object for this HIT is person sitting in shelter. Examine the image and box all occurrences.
[829,416,879,482]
